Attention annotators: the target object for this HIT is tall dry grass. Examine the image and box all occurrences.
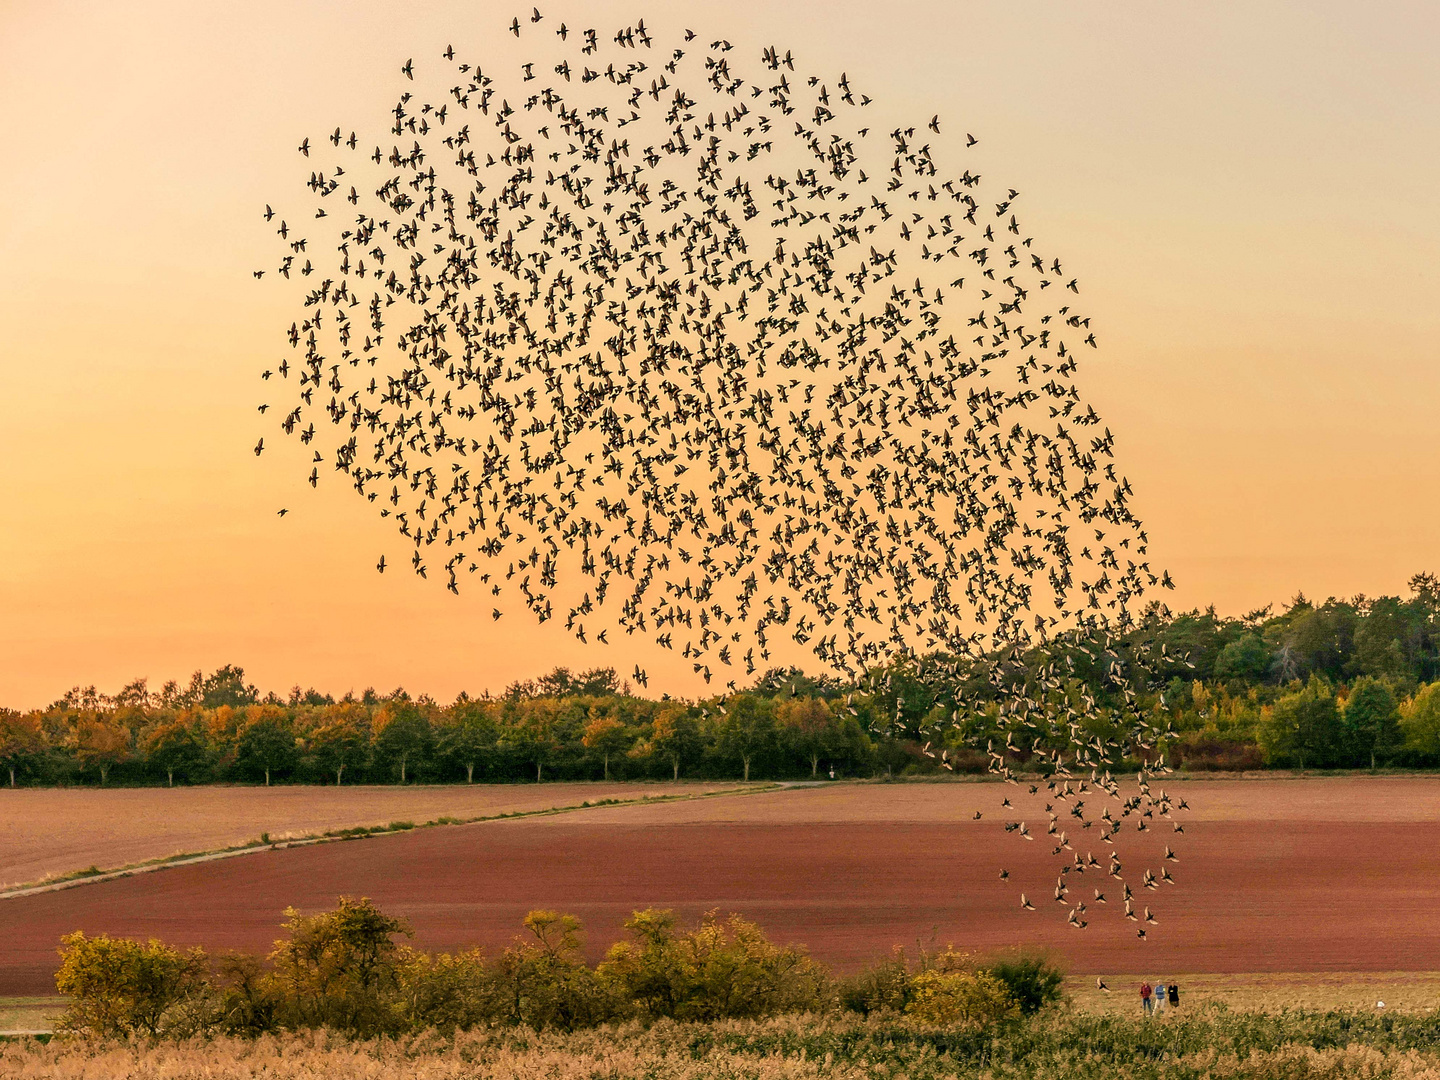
[8,1010,1440,1080]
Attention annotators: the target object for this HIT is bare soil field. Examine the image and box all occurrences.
[3,777,1438,996]
[0,782,748,890]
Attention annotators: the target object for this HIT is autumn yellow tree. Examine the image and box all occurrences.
[582,714,631,780]
[0,710,46,786]
[70,714,131,785]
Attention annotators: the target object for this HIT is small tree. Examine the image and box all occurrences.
[55,931,208,1037]
[71,715,130,785]
[373,702,433,784]
[308,713,369,785]
[435,700,499,783]
[776,697,840,777]
[1401,683,1440,763]
[582,715,631,780]
[268,896,412,1035]
[0,710,45,787]
[492,910,614,1029]
[236,710,298,786]
[501,700,561,782]
[715,694,777,781]
[640,705,702,781]
[141,717,210,786]
[1344,677,1402,769]
[982,949,1066,1015]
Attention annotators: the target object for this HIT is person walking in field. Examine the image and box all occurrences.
[1140,981,1153,1016]
[1153,976,1167,1015]
[1168,982,1180,1010]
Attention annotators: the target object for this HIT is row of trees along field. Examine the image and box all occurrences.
[1,573,1438,787]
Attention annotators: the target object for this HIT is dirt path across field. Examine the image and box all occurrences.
[2,777,1437,996]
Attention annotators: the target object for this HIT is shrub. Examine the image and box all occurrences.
[394,947,502,1032]
[599,907,831,1021]
[54,931,209,1036]
[489,910,621,1029]
[982,949,1065,1015]
[267,896,412,1035]
[837,946,913,1015]
[905,968,1017,1026]
[211,951,280,1035]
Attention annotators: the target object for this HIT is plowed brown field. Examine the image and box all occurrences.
[0,782,747,890]
[3,777,1438,996]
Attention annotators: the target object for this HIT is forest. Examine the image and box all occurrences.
[2,574,1437,787]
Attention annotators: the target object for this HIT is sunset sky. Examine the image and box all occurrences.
[2,0,1436,709]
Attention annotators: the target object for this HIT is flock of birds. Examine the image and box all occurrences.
[255,9,1187,934]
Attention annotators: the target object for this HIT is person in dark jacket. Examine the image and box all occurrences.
[1168,983,1180,1008]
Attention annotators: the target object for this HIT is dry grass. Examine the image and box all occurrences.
[1067,972,1440,1014]
[0,997,63,1033]
[7,1018,1440,1079]
[0,782,754,891]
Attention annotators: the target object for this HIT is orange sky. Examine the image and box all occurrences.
[1,0,1436,709]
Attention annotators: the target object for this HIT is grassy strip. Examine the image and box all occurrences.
[8,1007,1440,1076]
[0,784,778,901]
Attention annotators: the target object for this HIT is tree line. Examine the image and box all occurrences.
[2,572,1437,786]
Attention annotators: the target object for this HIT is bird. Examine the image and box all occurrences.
[1020,894,1034,910]
[1096,977,1110,992]
[277,508,288,516]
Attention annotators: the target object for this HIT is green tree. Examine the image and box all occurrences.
[435,698,499,782]
[1213,633,1272,683]
[141,716,210,786]
[490,910,615,1029]
[501,700,563,782]
[1259,676,1342,769]
[199,665,260,708]
[715,694,778,781]
[776,697,841,777]
[373,702,433,784]
[598,907,826,1021]
[1343,677,1402,768]
[235,709,298,786]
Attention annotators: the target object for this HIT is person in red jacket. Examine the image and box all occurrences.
[1140,981,1154,1016]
